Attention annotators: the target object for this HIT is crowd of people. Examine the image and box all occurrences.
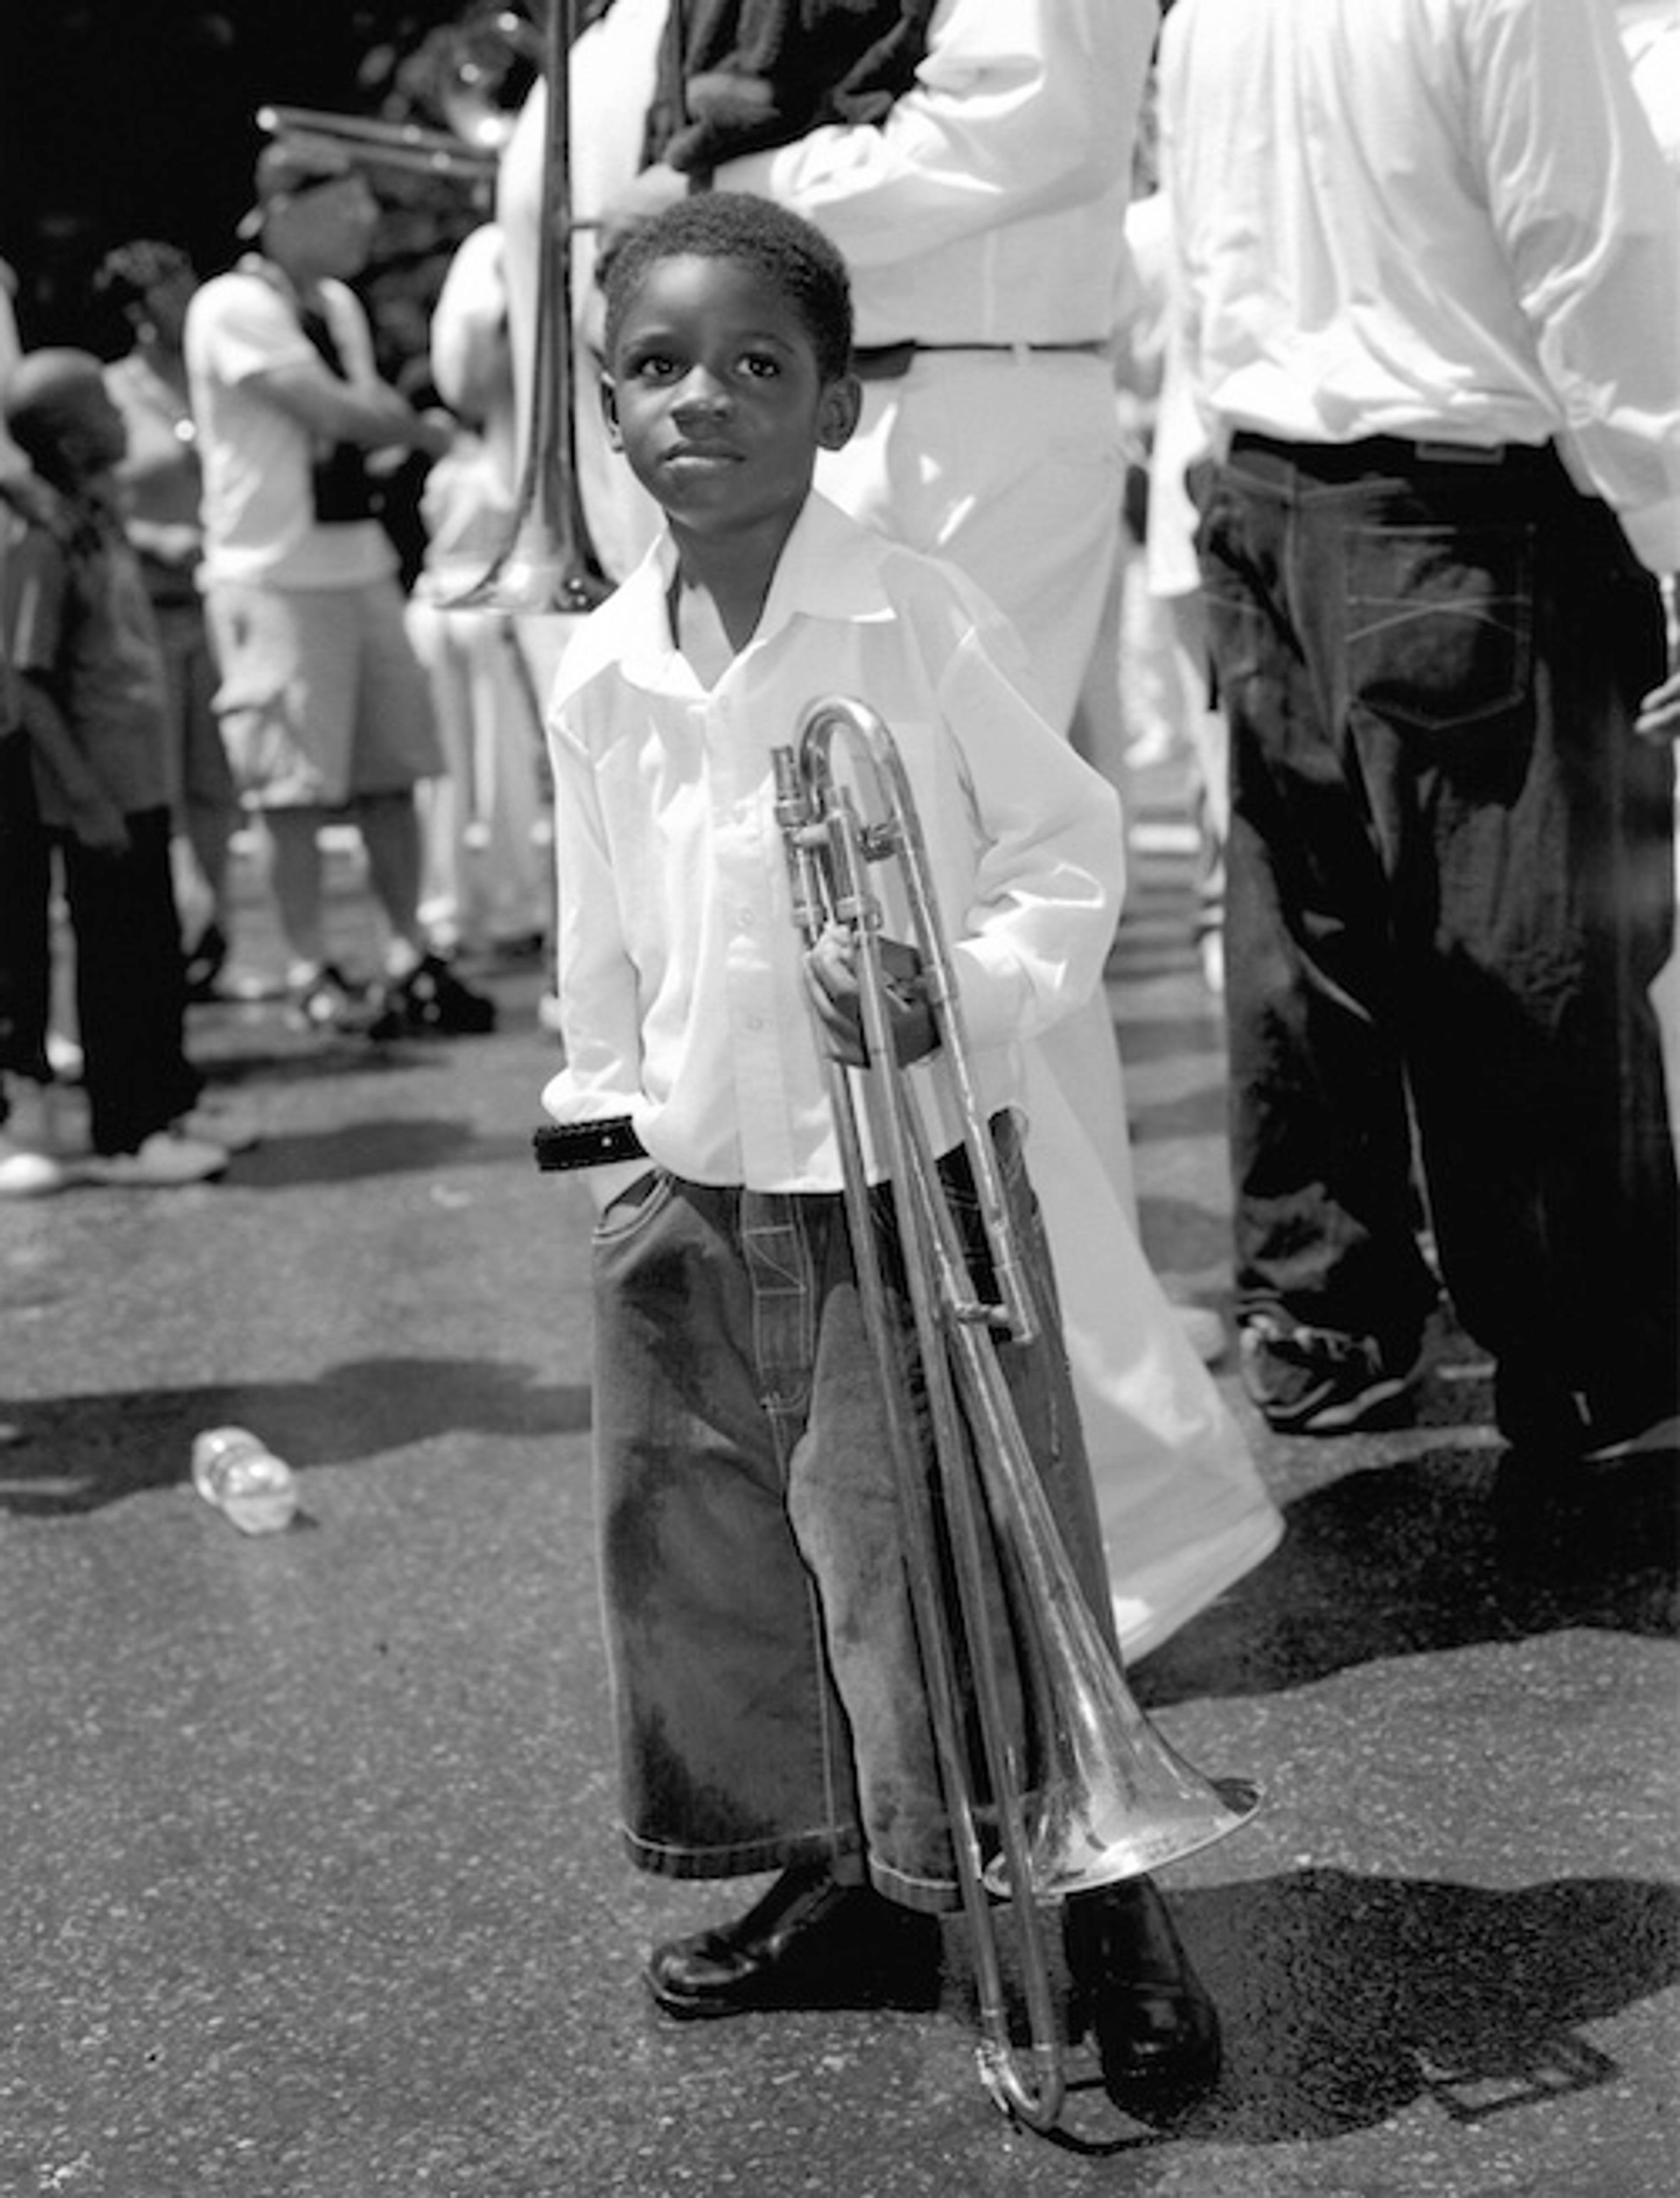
[0,140,510,1198]
[1,0,1675,2140]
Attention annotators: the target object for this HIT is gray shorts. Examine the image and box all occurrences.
[205,579,442,809]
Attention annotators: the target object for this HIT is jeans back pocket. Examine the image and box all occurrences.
[1346,522,1534,736]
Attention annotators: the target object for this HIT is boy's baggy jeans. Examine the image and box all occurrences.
[588,1114,1114,1912]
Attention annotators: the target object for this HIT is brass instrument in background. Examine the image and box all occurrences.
[255,5,539,189]
[254,105,503,188]
[773,696,1259,2133]
[445,0,611,613]
[257,0,611,615]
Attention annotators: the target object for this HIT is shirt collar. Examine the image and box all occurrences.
[598,491,898,696]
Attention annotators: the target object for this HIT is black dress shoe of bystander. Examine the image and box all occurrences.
[644,1862,941,2019]
[1063,1876,1222,2119]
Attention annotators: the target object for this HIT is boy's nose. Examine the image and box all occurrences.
[673,368,731,416]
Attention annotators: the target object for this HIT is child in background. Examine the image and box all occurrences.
[540,194,1222,2119]
[2,350,228,1186]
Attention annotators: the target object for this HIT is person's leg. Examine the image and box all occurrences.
[260,805,333,971]
[206,582,366,1017]
[0,732,63,1195]
[466,616,550,947]
[62,808,201,1156]
[0,728,52,1086]
[405,595,474,951]
[1198,449,1437,1429]
[346,584,495,1035]
[590,1173,874,1880]
[352,789,426,957]
[1372,468,1679,1455]
[169,606,241,982]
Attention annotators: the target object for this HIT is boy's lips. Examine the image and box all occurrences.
[663,441,742,472]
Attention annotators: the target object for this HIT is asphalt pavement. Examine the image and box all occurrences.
[2,782,1676,2198]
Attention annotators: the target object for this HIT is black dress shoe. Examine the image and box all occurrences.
[1063,1877,1221,2118]
[645,1864,940,2019]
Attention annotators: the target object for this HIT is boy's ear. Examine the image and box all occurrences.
[600,371,624,451]
[817,373,862,453]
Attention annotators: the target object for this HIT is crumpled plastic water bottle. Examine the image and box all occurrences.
[190,1426,299,1535]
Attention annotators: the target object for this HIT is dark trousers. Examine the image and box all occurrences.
[0,729,52,1100]
[59,805,200,1155]
[1197,435,1677,1451]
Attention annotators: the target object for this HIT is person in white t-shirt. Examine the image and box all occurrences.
[186,140,495,1040]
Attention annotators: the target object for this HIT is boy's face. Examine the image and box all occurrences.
[602,253,858,543]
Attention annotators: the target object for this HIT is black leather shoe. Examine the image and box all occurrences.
[1063,1877,1221,2118]
[645,1864,940,2019]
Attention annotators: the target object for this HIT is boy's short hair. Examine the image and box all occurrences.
[2,348,105,469]
[602,192,854,384]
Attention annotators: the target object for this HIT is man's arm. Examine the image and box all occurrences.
[712,0,1155,266]
[252,356,452,460]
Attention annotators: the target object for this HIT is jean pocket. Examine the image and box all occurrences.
[1345,522,1534,735]
[592,1167,671,1245]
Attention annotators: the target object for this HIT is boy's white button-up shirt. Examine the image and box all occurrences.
[542,493,1123,1195]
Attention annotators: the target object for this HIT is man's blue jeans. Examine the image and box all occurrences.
[1197,435,1677,1450]
[588,1115,1113,1911]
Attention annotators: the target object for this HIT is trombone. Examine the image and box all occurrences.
[772,696,1258,2132]
[448,0,612,611]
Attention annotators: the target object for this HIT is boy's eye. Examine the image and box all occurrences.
[739,352,780,379]
[628,351,680,381]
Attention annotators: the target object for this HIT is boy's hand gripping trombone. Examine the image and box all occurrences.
[772,695,1259,2133]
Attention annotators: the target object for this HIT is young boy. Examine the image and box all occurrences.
[541,194,1220,2117]
[2,351,228,1185]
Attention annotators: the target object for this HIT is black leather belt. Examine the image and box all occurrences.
[852,339,1108,381]
[1229,429,1554,477]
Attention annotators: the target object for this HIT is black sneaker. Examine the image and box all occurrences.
[368,954,497,1039]
[1239,1309,1421,1435]
[286,963,374,1035]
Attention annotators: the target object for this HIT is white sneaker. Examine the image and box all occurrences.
[84,1129,229,1187]
[0,1136,67,1198]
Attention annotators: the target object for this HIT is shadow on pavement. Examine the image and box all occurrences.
[0,1354,592,1514]
[1138,1446,1680,1707]
[1166,1867,1680,2143]
[224,1114,537,1188]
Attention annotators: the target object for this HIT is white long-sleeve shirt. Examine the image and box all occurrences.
[1160,0,1680,572]
[717,0,1155,347]
[542,493,1123,1193]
